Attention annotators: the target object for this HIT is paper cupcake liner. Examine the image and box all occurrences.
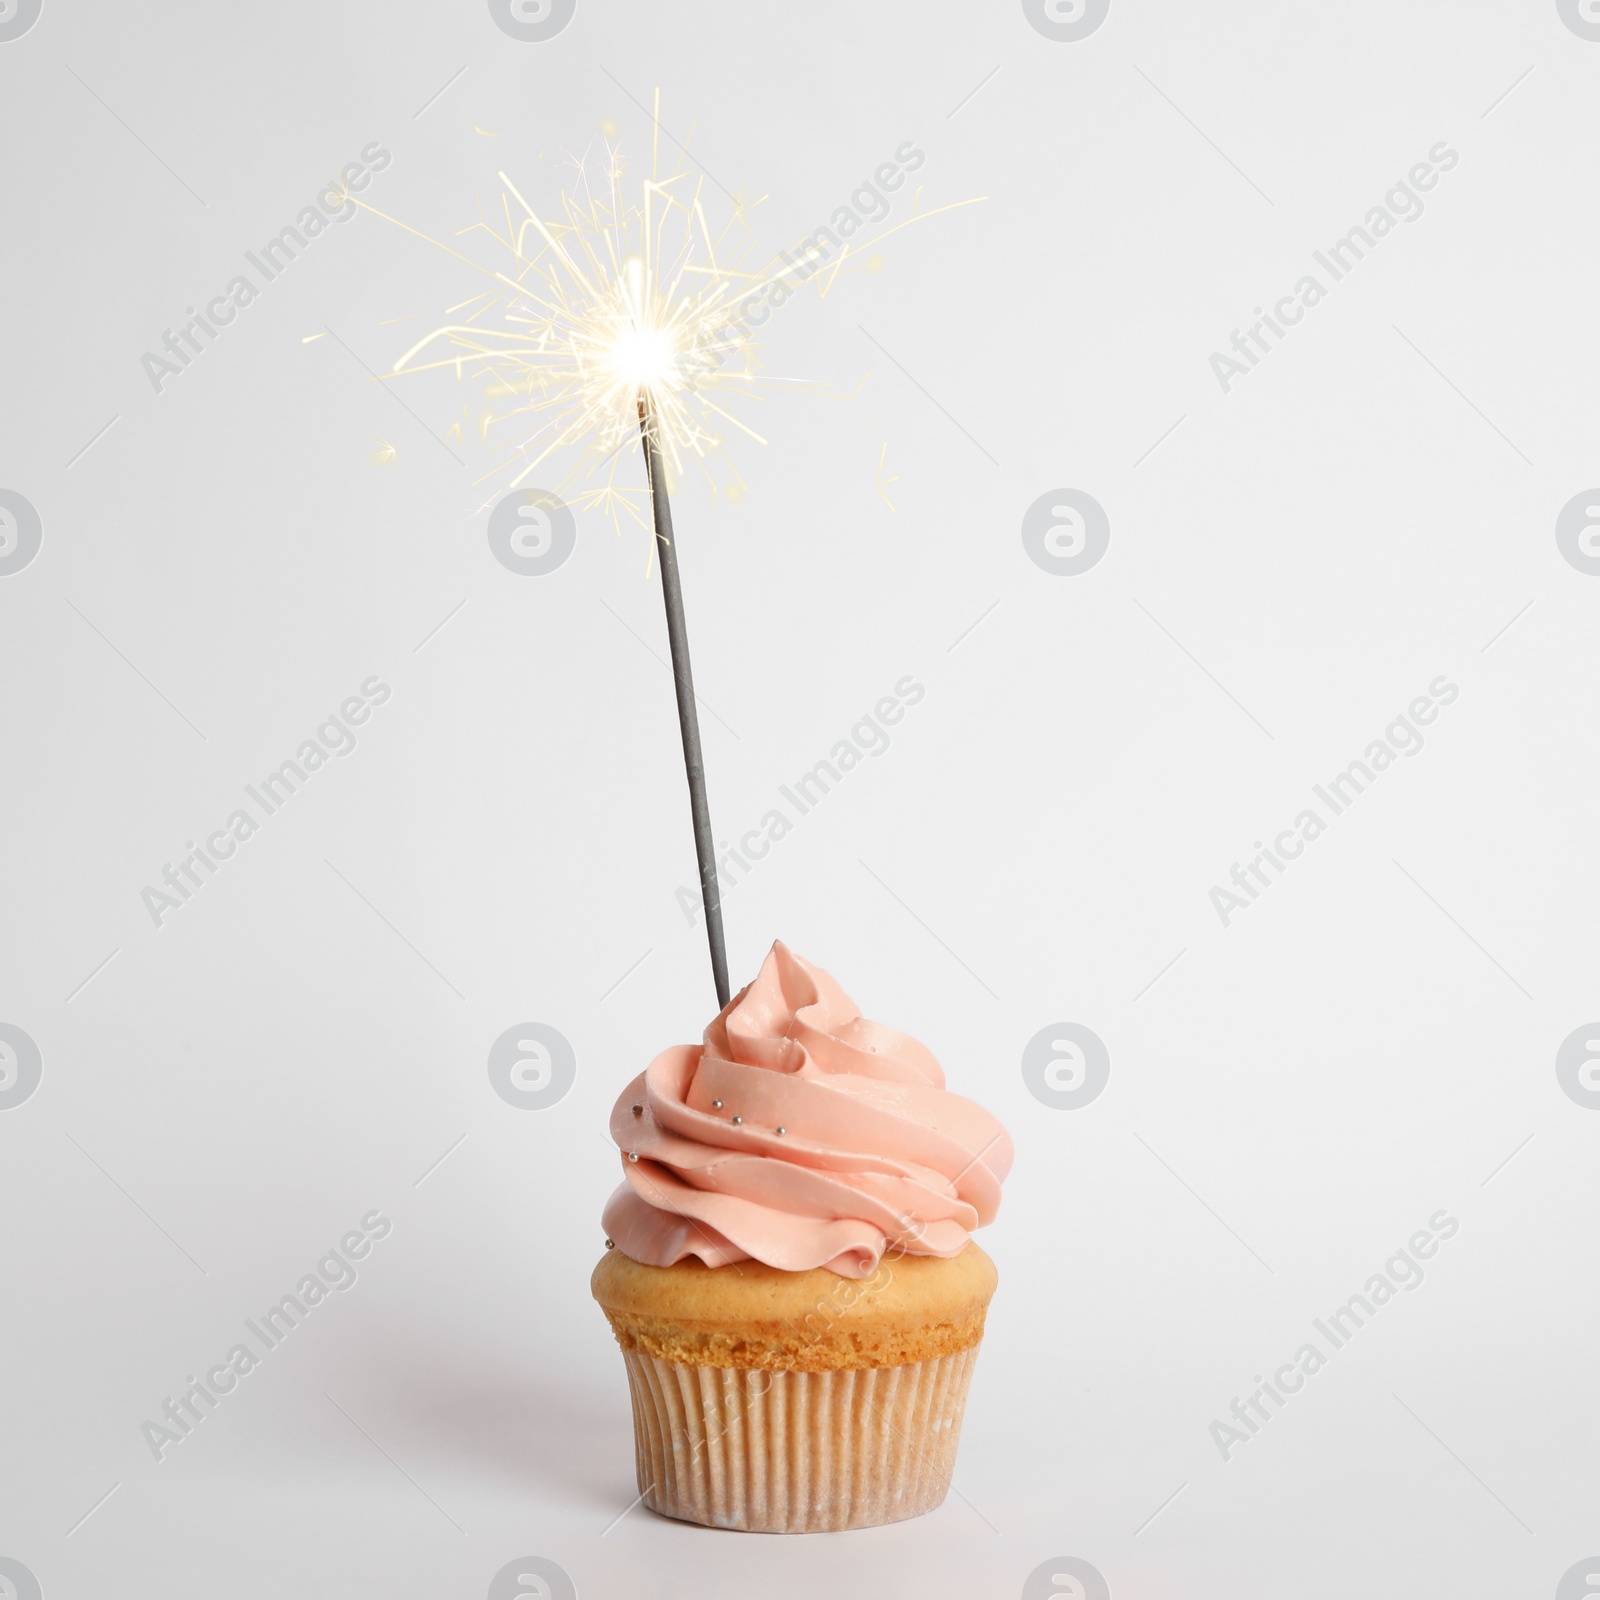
[620,1343,982,1533]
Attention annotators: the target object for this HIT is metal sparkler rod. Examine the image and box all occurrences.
[637,395,730,1010]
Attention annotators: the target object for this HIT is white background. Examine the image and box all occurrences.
[3,2,1599,1596]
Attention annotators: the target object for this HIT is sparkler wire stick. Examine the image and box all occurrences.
[637,394,730,1009]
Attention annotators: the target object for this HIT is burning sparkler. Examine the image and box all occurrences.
[357,97,978,1007]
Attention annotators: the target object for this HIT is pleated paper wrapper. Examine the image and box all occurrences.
[620,1344,983,1533]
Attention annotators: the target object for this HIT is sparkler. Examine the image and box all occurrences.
[360,97,979,1008]
[370,124,800,1009]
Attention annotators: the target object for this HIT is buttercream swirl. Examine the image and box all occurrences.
[601,942,1013,1278]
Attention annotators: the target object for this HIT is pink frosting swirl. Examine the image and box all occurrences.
[601,942,1013,1279]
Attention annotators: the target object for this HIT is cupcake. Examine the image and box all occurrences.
[591,941,1012,1533]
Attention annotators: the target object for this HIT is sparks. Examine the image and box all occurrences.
[356,93,984,529]
[370,101,827,521]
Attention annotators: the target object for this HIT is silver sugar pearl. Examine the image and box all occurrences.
[604,1238,614,1249]
[775,1126,786,1136]
[712,1099,723,1109]
[731,1114,743,1125]
[627,1150,638,1162]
